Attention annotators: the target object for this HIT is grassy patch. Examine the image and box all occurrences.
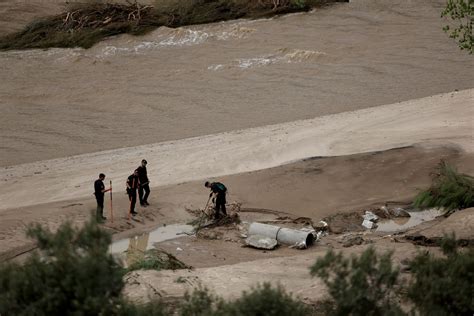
[414,161,474,211]
[0,0,348,50]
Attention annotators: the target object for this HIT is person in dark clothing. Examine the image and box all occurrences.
[127,169,140,216]
[205,181,227,220]
[137,159,150,207]
[94,173,110,222]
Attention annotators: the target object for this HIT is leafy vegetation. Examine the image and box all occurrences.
[178,284,309,316]
[407,236,474,315]
[441,0,473,54]
[414,161,474,211]
[0,219,126,315]
[310,247,404,316]
[310,237,474,316]
[0,0,347,50]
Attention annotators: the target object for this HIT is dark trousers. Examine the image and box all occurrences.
[215,192,227,218]
[96,195,104,219]
[139,183,150,204]
[128,190,137,213]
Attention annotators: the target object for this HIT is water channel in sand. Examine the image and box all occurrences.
[110,224,194,266]
[1,0,473,167]
[376,208,444,233]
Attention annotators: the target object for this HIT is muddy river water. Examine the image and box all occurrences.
[1,0,473,166]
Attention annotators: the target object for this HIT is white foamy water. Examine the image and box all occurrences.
[208,49,328,70]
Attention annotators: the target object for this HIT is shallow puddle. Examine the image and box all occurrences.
[110,224,194,255]
[376,209,443,233]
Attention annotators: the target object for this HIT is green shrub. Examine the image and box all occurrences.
[177,283,309,316]
[414,161,474,211]
[222,283,310,316]
[310,247,404,316]
[179,286,223,316]
[407,236,474,315]
[442,0,473,54]
[0,219,126,315]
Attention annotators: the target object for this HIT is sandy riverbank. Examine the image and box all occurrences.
[1,89,472,212]
[1,90,473,260]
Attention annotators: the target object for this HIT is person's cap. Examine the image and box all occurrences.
[142,159,147,164]
[99,173,106,178]
[204,181,210,187]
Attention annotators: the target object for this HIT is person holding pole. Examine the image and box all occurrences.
[204,181,227,220]
[94,173,111,222]
[137,159,150,207]
[126,169,140,216]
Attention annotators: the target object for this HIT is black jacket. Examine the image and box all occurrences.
[127,174,140,190]
[136,166,149,183]
[210,182,227,194]
[94,179,105,197]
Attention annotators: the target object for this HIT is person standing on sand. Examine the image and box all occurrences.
[126,169,140,216]
[205,181,227,220]
[94,173,110,222]
[137,159,150,207]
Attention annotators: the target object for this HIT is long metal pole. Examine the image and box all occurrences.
[109,180,114,223]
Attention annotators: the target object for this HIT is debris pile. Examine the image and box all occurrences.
[59,2,154,31]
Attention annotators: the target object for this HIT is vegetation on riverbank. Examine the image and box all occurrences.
[442,0,473,54]
[0,0,347,50]
[414,161,474,211]
[1,214,473,315]
[311,238,474,315]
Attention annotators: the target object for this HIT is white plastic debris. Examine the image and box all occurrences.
[362,219,375,229]
[363,211,379,222]
[176,247,183,251]
[245,235,278,250]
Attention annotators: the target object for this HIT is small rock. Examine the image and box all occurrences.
[176,247,183,251]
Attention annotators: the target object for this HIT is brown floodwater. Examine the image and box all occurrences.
[1,0,473,166]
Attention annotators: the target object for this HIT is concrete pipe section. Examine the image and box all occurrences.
[248,222,315,247]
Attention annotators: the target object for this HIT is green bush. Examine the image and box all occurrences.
[179,286,223,316]
[407,236,474,315]
[222,283,310,316]
[414,161,474,211]
[310,247,404,316]
[177,283,309,316]
[0,219,126,315]
[442,0,473,54]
